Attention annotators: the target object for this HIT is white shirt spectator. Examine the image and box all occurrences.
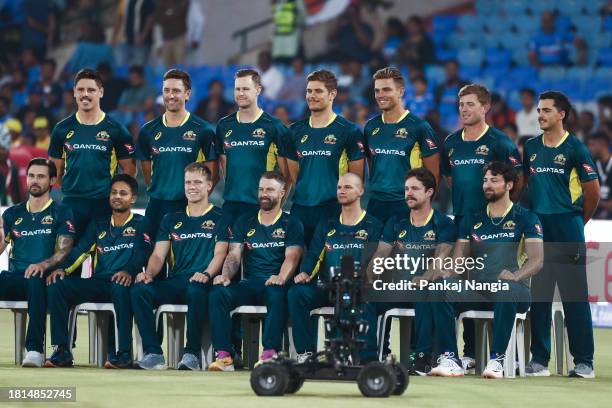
[261,66,285,100]
[516,107,540,137]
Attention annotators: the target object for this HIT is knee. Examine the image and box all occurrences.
[208,285,229,305]
[130,282,149,302]
[288,285,307,306]
[187,281,209,301]
[265,285,287,304]
[46,278,66,297]
[111,282,131,299]
[27,276,45,292]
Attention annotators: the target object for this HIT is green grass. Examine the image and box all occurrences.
[0,311,610,407]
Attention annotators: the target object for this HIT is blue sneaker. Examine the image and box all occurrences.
[135,353,166,370]
[569,363,595,379]
[178,353,200,371]
[105,351,133,369]
[44,346,74,368]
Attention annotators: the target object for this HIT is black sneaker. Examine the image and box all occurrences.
[44,346,74,368]
[233,352,244,369]
[409,352,431,376]
[104,351,133,369]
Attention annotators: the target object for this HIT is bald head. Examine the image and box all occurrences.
[337,172,364,206]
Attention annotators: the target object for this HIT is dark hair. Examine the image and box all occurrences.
[42,58,56,70]
[459,84,491,106]
[129,65,144,76]
[111,174,138,195]
[261,171,287,190]
[163,69,192,90]
[386,17,406,37]
[307,69,338,92]
[539,91,572,125]
[483,161,517,185]
[184,162,211,180]
[74,69,103,88]
[235,69,262,87]
[405,167,437,199]
[520,88,536,98]
[373,66,405,88]
[587,131,610,144]
[27,157,57,178]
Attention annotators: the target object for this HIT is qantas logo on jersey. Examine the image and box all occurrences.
[533,167,565,174]
[326,242,364,250]
[247,241,285,249]
[12,228,52,238]
[223,140,265,149]
[252,128,266,138]
[98,242,134,253]
[95,131,110,141]
[65,143,107,152]
[183,130,196,141]
[171,232,213,240]
[474,232,515,241]
[41,215,54,225]
[451,158,486,166]
[152,146,193,154]
[297,150,332,157]
[371,148,406,156]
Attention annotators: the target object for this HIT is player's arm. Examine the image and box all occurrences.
[25,234,74,279]
[118,158,137,177]
[499,238,543,282]
[295,220,327,284]
[582,179,600,224]
[137,241,171,283]
[420,242,454,282]
[218,155,227,180]
[191,241,229,284]
[286,159,299,187]
[267,246,303,286]
[511,173,524,202]
[215,243,243,286]
[277,155,293,194]
[348,158,365,179]
[366,241,393,284]
[51,158,65,186]
[422,153,440,186]
[140,160,152,187]
[204,160,219,192]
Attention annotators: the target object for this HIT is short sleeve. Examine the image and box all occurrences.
[437,214,457,244]
[282,127,298,161]
[345,125,366,161]
[523,211,543,240]
[441,138,452,177]
[214,216,231,243]
[112,122,135,160]
[56,205,76,237]
[136,127,152,161]
[229,215,247,244]
[522,140,532,176]
[380,216,397,244]
[2,208,12,243]
[458,214,473,241]
[573,143,599,182]
[496,136,522,171]
[48,125,65,159]
[199,123,217,162]
[156,214,173,242]
[416,122,439,158]
[285,216,304,248]
[215,123,227,156]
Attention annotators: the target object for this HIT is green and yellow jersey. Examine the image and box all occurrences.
[49,113,135,199]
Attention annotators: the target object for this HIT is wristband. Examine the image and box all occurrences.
[202,271,211,280]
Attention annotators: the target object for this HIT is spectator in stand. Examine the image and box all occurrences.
[21,0,55,59]
[97,63,129,113]
[435,60,468,107]
[57,89,76,121]
[117,65,157,114]
[577,111,595,141]
[0,124,22,204]
[8,131,48,195]
[516,88,540,138]
[33,117,50,151]
[502,123,519,144]
[407,76,435,119]
[258,50,284,100]
[381,17,406,62]
[146,0,189,67]
[195,79,234,124]
[21,48,40,86]
[16,86,51,126]
[36,59,63,111]
[0,96,11,124]
[587,131,612,219]
[327,3,374,63]
[64,21,115,75]
[397,15,436,69]
[487,93,515,130]
[528,11,573,67]
[10,68,29,112]
[5,119,23,147]
[278,57,308,101]
[111,0,155,66]
[597,95,612,136]
[272,105,291,126]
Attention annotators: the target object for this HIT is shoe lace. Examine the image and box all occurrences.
[437,352,456,366]
[488,355,505,370]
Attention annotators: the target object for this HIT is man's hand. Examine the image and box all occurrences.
[213,275,231,286]
[0,216,5,243]
[498,269,519,282]
[190,272,210,284]
[111,271,133,287]
[25,261,48,279]
[46,269,65,285]
[135,271,153,284]
[294,272,311,284]
[265,275,286,286]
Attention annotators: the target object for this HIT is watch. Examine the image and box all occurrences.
[202,271,211,280]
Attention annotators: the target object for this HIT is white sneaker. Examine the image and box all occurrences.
[22,351,44,368]
[461,356,476,372]
[431,352,465,377]
[296,352,312,364]
[482,355,504,379]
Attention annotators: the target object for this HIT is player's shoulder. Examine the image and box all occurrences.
[187,113,214,131]
[290,117,309,132]
[234,212,257,228]
[363,212,384,230]
[524,134,542,149]
[565,133,587,149]
[161,210,186,226]
[140,115,163,133]
[512,204,537,220]
[3,202,24,217]
[443,129,462,146]
[209,205,224,219]
[433,209,454,227]
[217,112,238,127]
[52,114,77,132]
[334,115,359,132]
[280,211,300,226]
[488,127,514,145]
[365,114,383,130]
[405,111,430,128]
[51,200,71,214]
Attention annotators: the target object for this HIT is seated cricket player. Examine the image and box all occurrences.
[208,171,303,371]
[367,167,459,376]
[131,163,228,370]
[44,174,151,368]
[443,161,543,379]
[288,172,383,363]
[0,158,75,368]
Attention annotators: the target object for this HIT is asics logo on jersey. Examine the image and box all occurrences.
[474,222,483,229]
[372,128,380,135]
[174,222,182,229]
[98,231,106,239]
[66,131,74,139]
[225,129,232,138]
[398,230,406,239]
[530,154,537,162]
[247,229,256,237]
[14,218,23,225]
[327,229,336,237]
[154,132,162,140]
[300,135,308,143]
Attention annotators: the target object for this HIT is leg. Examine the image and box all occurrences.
[262,283,289,351]
[491,282,530,357]
[287,282,328,353]
[185,281,211,355]
[24,276,47,354]
[109,282,133,354]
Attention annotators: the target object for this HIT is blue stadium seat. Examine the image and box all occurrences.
[432,31,450,49]
[581,78,609,101]
[555,15,572,33]
[529,0,557,15]
[557,0,586,16]
[475,0,500,16]
[459,66,482,80]
[485,16,514,34]
[597,47,612,66]
[446,32,479,49]
[512,47,530,66]
[566,67,594,82]
[573,16,602,37]
[501,0,529,16]
[115,65,130,79]
[509,66,538,86]
[483,33,503,49]
[424,65,447,85]
[583,0,604,15]
[567,46,598,66]
[539,66,567,81]
[605,16,612,32]
[435,48,458,63]
[500,34,529,50]
[432,15,458,34]
[589,32,612,49]
[457,14,486,33]
[457,48,484,67]
[485,48,512,67]
[594,67,612,80]
[482,66,510,82]
[507,90,522,111]
[514,15,540,35]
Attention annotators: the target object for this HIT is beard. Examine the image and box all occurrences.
[28,185,49,197]
[484,190,505,202]
[259,197,278,211]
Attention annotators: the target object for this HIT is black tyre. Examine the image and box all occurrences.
[357,362,396,398]
[392,362,409,395]
[250,363,290,396]
[285,370,305,394]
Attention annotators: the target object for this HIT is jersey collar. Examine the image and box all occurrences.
[258,209,283,225]
[26,198,53,213]
[486,202,513,218]
[111,211,134,227]
[237,108,264,124]
[162,111,190,127]
[543,131,569,148]
[309,113,337,128]
[382,109,409,124]
[461,124,489,142]
[410,208,433,227]
[340,209,366,226]
[186,203,213,217]
[76,111,106,125]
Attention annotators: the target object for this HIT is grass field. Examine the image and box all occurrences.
[0,311,609,407]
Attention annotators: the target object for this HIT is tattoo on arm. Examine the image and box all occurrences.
[222,253,241,279]
[43,235,74,269]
